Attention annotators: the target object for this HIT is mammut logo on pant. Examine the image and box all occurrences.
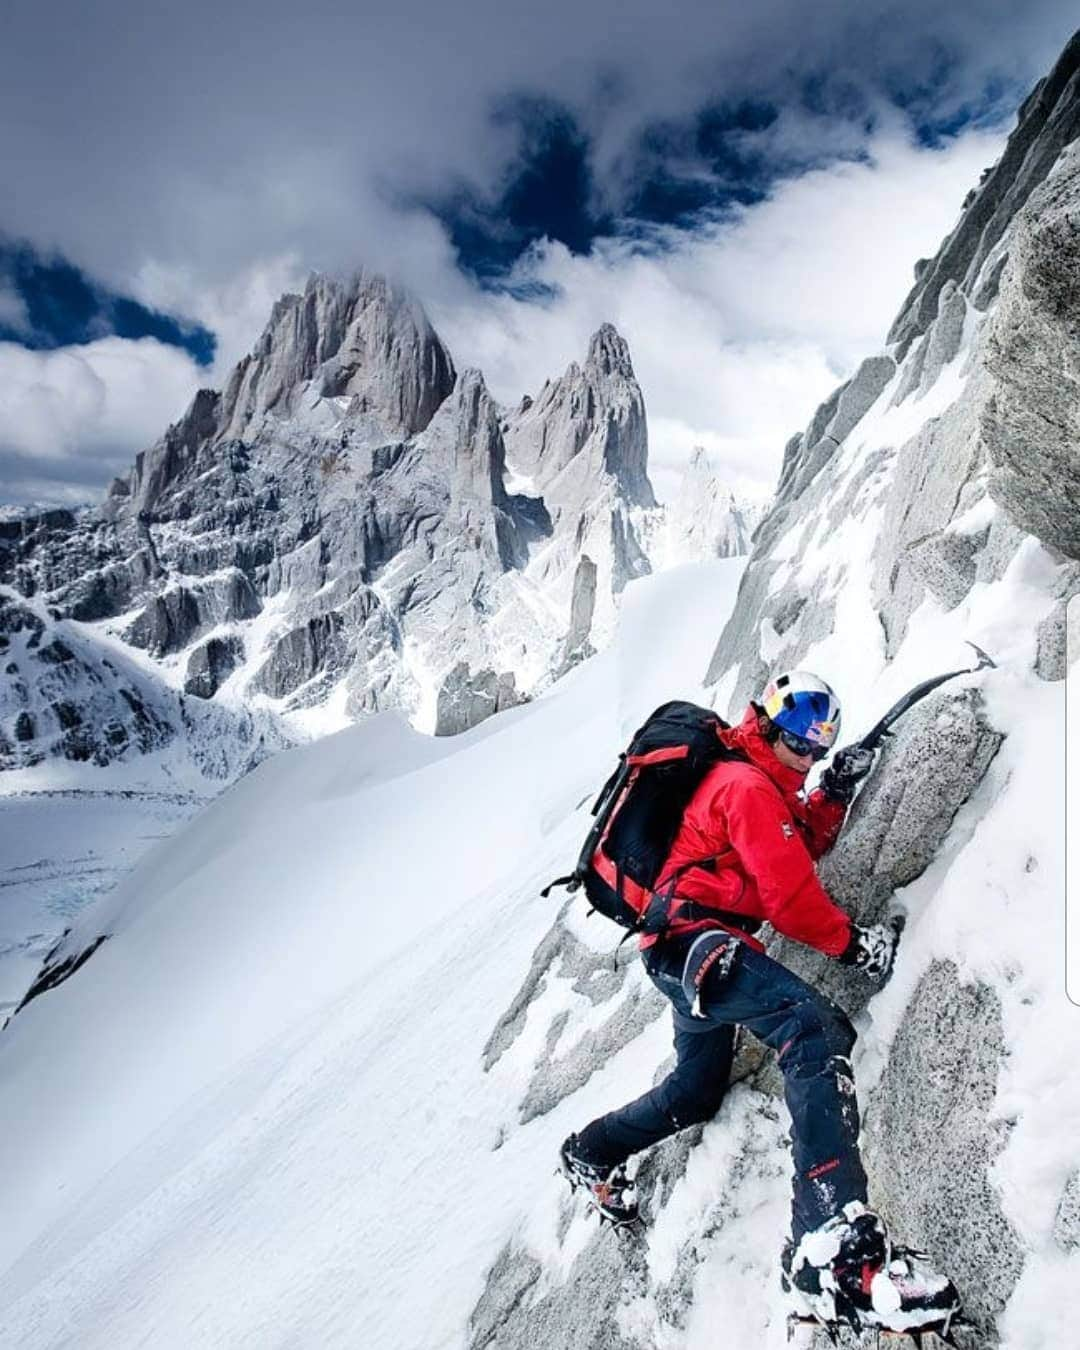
[694,941,730,992]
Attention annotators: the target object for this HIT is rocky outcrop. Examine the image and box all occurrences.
[184,635,244,699]
[660,447,763,566]
[2,270,671,759]
[981,142,1080,559]
[558,555,598,672]
[888,30,1080,357]
[434,663,523,737]
[1,592,173,769]
[764,689,1003,1012]
[775,355,896,507]
[503,323,655,520]
[127,570,261,658]
[863,964,1024,1331]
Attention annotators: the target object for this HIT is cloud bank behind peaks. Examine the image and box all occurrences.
[431,123,1009,499]
[0,338,204,505]
[0,0,1073,502]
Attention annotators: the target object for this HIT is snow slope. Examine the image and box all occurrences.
[0,559,747,1348]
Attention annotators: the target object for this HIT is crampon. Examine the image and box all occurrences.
[558,1134,640,1228]
[782,1204,964,1349]
[785,1309,972,1348]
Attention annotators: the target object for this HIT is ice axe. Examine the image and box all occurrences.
[856,642,996,754]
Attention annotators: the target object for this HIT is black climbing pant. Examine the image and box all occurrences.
[574,930,868,1240]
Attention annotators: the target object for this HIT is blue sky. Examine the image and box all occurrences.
[0,242,214,364]
[0,1,1076,503]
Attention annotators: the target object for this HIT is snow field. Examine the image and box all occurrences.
[0,560,749,1347]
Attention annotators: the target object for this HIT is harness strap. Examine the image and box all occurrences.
[540,873,578,898]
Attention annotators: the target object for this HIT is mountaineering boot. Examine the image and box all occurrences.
[558,1134,639,1225]
[783,1202,961,1338]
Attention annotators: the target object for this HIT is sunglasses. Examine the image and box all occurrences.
[778,728,831,762]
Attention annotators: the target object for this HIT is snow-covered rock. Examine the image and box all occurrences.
[0,276,669,778]
[655,446,765,567]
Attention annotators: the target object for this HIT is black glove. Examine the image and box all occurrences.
[838,916,904,980]
[821,744,876,804]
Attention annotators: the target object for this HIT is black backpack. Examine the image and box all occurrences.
[543,700,749,937]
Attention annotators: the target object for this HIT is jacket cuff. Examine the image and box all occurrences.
[836,922,862,964]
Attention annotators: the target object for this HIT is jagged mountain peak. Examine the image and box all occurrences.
[653,444,763,566]
[585,321,634,378]
[3,270,692,769]
[217,266,457,446]
[502,323,655,511]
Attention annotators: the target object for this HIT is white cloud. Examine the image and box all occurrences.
[131,254,312,381]
[428,124,1007,498]
[0,337,202,504]
[1,0,1070,301]
[0,123,1008,509]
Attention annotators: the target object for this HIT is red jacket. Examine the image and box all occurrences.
[646,706,852,957]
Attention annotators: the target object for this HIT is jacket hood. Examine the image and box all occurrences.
[725,705,809,799]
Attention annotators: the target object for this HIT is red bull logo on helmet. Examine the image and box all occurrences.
[807,719,837,746]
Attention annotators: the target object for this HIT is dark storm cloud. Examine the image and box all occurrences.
[1,0,1075,295]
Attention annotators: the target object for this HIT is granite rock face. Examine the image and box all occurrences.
[503,324,654,515]
[434,663,523,737]
[863,964,1024,1333]
[888,30,1080,357]
[208,272,454,458]
[1,273,679,768]
[706,31,1080,696]
[184,635,245,699]
[981,142,1080,559]
[767,689,1003,1012]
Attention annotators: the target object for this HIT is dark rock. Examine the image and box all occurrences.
[52,701,82,730]
[13,935,109,1017]
[35,638,77,665]
[254,613,348,699]
[67,550,157,622]
[14,711,35,742]
[0,595,45,643]
[184,636,245,699]
[127,587,202,657]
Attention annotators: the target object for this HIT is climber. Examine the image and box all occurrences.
[559,671,961,1340]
